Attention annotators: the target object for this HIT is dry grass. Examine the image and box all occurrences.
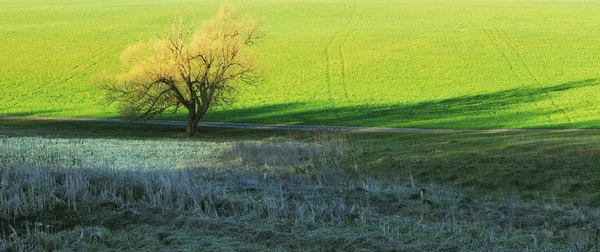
[1,134,600,250]
[219,133,348,176]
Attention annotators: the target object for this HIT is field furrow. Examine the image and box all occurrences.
[323,31,339,105]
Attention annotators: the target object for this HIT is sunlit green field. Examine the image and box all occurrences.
[1,0,600,128]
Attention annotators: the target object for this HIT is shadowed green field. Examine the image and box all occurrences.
[1,0,600,128]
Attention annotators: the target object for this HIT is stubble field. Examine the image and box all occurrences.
[2,120,600,250]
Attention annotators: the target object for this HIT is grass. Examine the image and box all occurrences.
[2,119,600,250]
[3,118,600,206]
[3,0,600,249]
[2,0,600,128]
[355,131,600,206]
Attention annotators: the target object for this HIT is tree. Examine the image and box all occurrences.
[105,5,259,137]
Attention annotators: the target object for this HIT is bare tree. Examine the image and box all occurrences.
[105,5,259,137]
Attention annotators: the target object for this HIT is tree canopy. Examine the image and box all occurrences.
[106,5,259,136]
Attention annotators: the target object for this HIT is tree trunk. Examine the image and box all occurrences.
[185,111,198,137]
[185,103,209,137]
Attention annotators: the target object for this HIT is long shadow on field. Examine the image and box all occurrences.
[207,78,599,129]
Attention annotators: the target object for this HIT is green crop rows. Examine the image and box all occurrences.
[1,0,599,128]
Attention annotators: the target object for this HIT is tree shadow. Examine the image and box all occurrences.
[2,78,598,129]
[206,78,600,129]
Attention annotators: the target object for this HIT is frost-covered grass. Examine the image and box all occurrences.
[2,129,600,250]
[0,137,220,170]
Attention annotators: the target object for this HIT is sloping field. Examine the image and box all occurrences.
[1,0,599,128]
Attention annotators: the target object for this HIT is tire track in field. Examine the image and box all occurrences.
[493,27,572,122]
[480,26,525,84]
[450,5,545,114]
[493,28,539,83]
[480,27,546,114]
[456,4,571,122]
[9,45,121,109]
[60,45,121,86]
[338,30,350,101]
[323,3,362,104]
[337,11,364,101]
[452,5,526,85]
[324,31,340,104]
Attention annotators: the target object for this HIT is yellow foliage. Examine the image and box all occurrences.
[105,5,259,136]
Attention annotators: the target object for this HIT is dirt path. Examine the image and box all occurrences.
[1,115,598,134]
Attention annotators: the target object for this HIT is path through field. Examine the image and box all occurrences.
[1,116,598,134]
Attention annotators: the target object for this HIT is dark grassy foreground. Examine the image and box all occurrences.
[2,119,600,250]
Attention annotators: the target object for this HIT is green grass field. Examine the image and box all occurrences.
[1,0,600,128]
